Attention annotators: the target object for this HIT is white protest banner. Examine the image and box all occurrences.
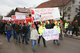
[12,15,26,20]
[31,7,60,21]
[42,28,59,41]
[3,16,11,21]
[32,14,41,22]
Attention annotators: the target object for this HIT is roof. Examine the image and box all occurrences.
[36,0,71,8]
[15,7,29,13]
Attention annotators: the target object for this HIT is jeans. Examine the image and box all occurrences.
[12,30,16,39]
[22,35,26,44]
[7,30,12,42]
[27,31,30,40]
[22,33,28,44]
[16,32,21,43]
[25,33,28,44]
[31,40,37,50]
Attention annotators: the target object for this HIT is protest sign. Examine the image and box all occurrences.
[42,28,59,41]
[31,7,60,21]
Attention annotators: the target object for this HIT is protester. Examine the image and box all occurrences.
[15,23,21,43]
[64,22,69,36]
[72,22,79,37]
[30,24,39,52]
[38,24,46,47]
[12,22,16,39]
[59,22,64,40]
[67,23,72,37]
[22,23,28,44]
[53,23,60,45]
[0,21,4,34]
[27,22,31,41]
[5,22,13,42]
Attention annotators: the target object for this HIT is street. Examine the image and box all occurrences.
[0,35,80,53]
[0,0,80,53]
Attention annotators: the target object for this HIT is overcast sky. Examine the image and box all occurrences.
[0,0,49,16]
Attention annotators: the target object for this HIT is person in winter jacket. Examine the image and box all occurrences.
[22,23,28,44]
[15,23,21,43]
[72,22,79,36]
[30,24,39,52]
[5,22,12,42]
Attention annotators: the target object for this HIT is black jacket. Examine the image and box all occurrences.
[22,25,28,34]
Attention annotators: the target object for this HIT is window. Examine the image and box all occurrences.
[67,7,71,11]
[75,8,78,12]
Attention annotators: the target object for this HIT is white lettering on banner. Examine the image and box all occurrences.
[31,7,60,21]
[42,28,59,41]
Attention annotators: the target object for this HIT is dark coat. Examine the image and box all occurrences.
[68,24,72,30]
[15,24,21,33]
[5,24,12,31]
[22,25,28,34]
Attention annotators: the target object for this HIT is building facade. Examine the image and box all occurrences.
[15,7,30,15]
[7,7,30,17]
[63,0,80,21]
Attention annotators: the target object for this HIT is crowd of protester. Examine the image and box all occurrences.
[0,19,79,52]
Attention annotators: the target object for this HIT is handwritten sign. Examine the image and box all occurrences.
[42,28,59,41]
[31,7,60,21]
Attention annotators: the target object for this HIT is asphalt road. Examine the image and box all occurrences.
[0,35,80,53]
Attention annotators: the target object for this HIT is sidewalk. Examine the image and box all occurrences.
[63,33,80,40]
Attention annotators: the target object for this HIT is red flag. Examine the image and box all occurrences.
[31,10,34,15]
